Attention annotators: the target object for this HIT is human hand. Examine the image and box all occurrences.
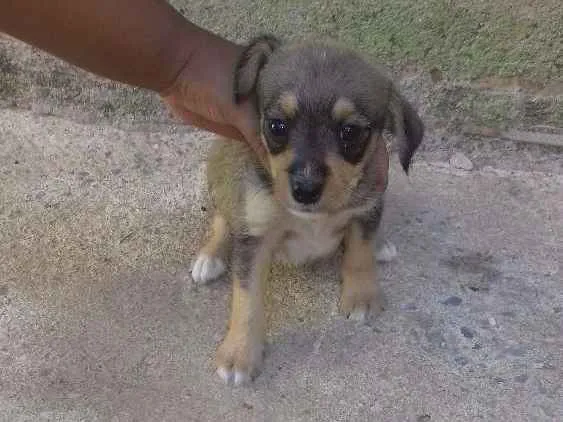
[1,0,266,159]
[160,41,267,164]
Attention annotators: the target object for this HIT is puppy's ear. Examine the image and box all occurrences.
[385,86,424,174]
[234,34,281,104]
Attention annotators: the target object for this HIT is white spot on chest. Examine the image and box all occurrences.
[274,212,348,265]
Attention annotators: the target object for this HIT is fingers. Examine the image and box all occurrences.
[164,103,268,165]
[171,107,245,140]
[163,101,267,164]
[238,122,268,167]
[161,92,269,167]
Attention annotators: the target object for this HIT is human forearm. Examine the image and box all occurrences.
[0,0,235,94]
[1,0,264,157]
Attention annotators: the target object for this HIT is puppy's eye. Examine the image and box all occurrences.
[268,119,288,137]
[338,124,371,163]
[340,124,363,143]
[264,118,289,153]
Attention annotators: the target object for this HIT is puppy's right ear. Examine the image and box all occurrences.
[234,35,281,104]
[385,85,425,174]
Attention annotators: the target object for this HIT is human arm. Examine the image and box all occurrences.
[0,0,264,156]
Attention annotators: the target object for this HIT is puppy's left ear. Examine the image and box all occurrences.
[233,34,282,104]
[385,86,425,174]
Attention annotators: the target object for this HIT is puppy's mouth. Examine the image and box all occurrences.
[284,196,328,218]
[286,205,327,219]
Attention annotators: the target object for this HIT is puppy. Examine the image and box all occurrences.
[190,35,424,385]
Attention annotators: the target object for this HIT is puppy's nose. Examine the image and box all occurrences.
[288,160,328,205]
[291,177,324,205]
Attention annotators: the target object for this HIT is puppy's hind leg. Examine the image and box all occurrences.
[191,212,230,284]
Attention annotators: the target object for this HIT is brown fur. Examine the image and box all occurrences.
[199,213,230,259]
[340,221,383,317]
[193,34,424,385]
[215,275,266,380]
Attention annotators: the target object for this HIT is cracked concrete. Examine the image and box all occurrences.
[1,9,562,418]
[1,104,561,421]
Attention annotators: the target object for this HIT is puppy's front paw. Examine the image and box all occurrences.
[215,332,263,386]
[339,271,384,321]
[191,253,226,284]
[375,240,397,262]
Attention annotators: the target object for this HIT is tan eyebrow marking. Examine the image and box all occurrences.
[279,91,298,118]
[332,97,357,121]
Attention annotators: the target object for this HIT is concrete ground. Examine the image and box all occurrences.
[1,29,562,422]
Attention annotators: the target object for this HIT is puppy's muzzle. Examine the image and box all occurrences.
[288,160,328,205]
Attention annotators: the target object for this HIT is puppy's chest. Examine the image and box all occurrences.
[274,215,349,265]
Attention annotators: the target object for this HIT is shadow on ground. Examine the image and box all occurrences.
[1,108,561,421]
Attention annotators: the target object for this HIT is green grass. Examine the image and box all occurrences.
[2,1,561,131]
[173,0,562,84]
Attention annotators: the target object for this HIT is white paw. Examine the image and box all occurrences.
[216,367,251,386]
[348,305,369,322]
[375,241,397,262]
[190,254,226,284]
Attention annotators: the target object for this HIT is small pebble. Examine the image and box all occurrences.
[443,296,462,306]
[430,67,443,82]
[514,374,528,383]
[537,383,548,394]
[450,152,474,171]
[400,303,417,311]
[454,356,469,366]
[460,326,476,338]
[488,317,497,327]
[504,346,527,357]
[479,319,492,329]
[533,361,555,370]
[376,241,398,262]
[539,405,554,418]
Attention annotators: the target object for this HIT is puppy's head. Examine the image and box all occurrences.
[234,35,424,215]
